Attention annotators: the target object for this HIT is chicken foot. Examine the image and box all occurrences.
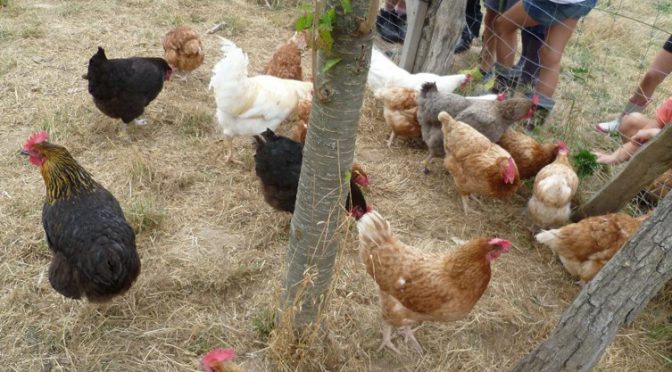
[401,326,423,354]
[118,122,131,143]
[134,118,148,126]
[386,132,396,148]
[223,136,242,164]
[377,323,400,354]
[421,154,435,175]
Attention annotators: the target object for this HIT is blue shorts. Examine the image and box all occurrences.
[484,0,518,13]
[523,0,596,26]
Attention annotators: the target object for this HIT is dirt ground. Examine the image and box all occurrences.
[0,0,670,370]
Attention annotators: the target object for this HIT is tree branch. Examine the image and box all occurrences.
[358,0,379,34]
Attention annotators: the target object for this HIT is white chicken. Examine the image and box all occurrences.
[527,141,579,228]
[367,47,470,96]
[209,37,313,163]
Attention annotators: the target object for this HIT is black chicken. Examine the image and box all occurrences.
[84,47,172,140]
[253,129,369,216]
[21,131,140,302]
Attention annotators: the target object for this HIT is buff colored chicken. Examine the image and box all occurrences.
[497,129,560,180]
[163,26,204,80]
[264,31,307,81]
[290,99,312,143]
[439,111,520,214]
[374,87,421,147]
[209,37,312,163]
[527,141,579,228]
[357,210,511,353]
[535,213,648,284]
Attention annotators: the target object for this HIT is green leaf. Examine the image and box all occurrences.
[344,170,352,185]
[571,148,600,178]
[340,0,352,14]
[325,8,336,24]
[322,57,341,72]
[295,14,313,31]
[299,2,313,11]
[318,29,334,51]
[317,22,332,32]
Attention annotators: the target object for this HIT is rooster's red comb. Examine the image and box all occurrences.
[488,238,512,249]
[202,348,236,369]
[532,95,539,106]
[496,93,507,101]
[23,131,49,151]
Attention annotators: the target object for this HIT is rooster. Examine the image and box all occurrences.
[357,210,511,353]
[497,128,560,180]
[374,87,421,147]
[209,38,313,163]
[264,31,307,81]
[527,141,579,229]
[535,213,648,284]
[84,47,172,140]
[439,111,520,214]
[367,47,470,96]
[163,26,205,80]
[253,129,369,217]
[21,131,140,302]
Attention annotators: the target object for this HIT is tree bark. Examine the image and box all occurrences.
[279,0,374,332]
[410,0,465,74]
[513,193,672,371]
[572,125,672,222]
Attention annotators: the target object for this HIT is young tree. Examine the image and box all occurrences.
[514,193,672,371]
[278,0,377,333]
[409,0,466,73]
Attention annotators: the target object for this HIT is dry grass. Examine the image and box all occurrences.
[0,0,670,371]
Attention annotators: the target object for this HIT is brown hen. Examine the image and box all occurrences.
[163,26,204,79]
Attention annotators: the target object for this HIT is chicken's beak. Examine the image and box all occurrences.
[20,149,29,156]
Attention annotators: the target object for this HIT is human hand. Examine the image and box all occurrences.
[631,128,661,144]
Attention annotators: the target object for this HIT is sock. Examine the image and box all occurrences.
[623,99,646,115]
[531,92,555,110]
[494,63,515,78]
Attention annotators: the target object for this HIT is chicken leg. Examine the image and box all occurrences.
[377,323,400,354]
[223,136,242,164]
[401,326,423,354]
[386,132,396,148]
[118,122,131,143]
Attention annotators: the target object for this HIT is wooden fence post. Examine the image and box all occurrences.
[399,0,428,71]
[571,125,672,221]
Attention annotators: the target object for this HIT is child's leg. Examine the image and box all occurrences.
[534,18,579,98]
[480,9,498,73]
[631,47,672,105]
[619,113,660,142]
[595,141,642,165]
[493,2,539,69]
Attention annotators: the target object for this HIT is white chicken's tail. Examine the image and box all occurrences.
[367,48,409,94]
[209,37,249,92]
[535,229,560,249]
[357,210,395,249]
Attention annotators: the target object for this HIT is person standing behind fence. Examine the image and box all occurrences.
[455,0,484,54]
[491,0,597,129]
[376,0,407,44]
[595,35,672,134]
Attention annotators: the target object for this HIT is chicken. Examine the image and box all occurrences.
[264,31,307,81]
[290,99,312,143]
[417,82,503,172]
[201,348,243,372]
[497,129,559,180]
[367,47,470,95]
[21,131,140,302]
[440,111,520,213]
[84,48,171,140]
[163,26,205,80]
[646,168,672,202]
[454,95,538,143]
[374,87,421,147]
[253,129,369,216]
[209,37,313,163]
[357,210,511,353]
[535,213,647,284]
[527,141,579,228]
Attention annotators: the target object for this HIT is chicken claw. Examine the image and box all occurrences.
[377,323,400,354]
[386,132,396,148]
[401,326,423,354]
[134,118,148,126]
[118,123,132,143]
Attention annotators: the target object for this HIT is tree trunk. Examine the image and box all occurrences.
[410,0,465,74]
[513,193,672,371]
[278,0,375,332]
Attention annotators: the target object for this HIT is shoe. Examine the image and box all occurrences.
[491,73,517,95]
[525,106,550,131]
[595,117,621,133]
[454,37,473,54]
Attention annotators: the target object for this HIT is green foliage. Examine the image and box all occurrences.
[568,66,589,83]
[340,0,351,14]
[294,2,341,52]
[572,149,600,178]
[656,0,672,14]
[322,57,341,72]
[252,308,274,340]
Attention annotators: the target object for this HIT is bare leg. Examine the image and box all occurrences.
[377,323,400,354]
[386,131,396,148]
[494,2,540,69]
[534,18,578,98]
[401,326,422,354]
[630,48,672,105]
[480,10,498,72]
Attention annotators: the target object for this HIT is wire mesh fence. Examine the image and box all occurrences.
[372,0,672,212]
